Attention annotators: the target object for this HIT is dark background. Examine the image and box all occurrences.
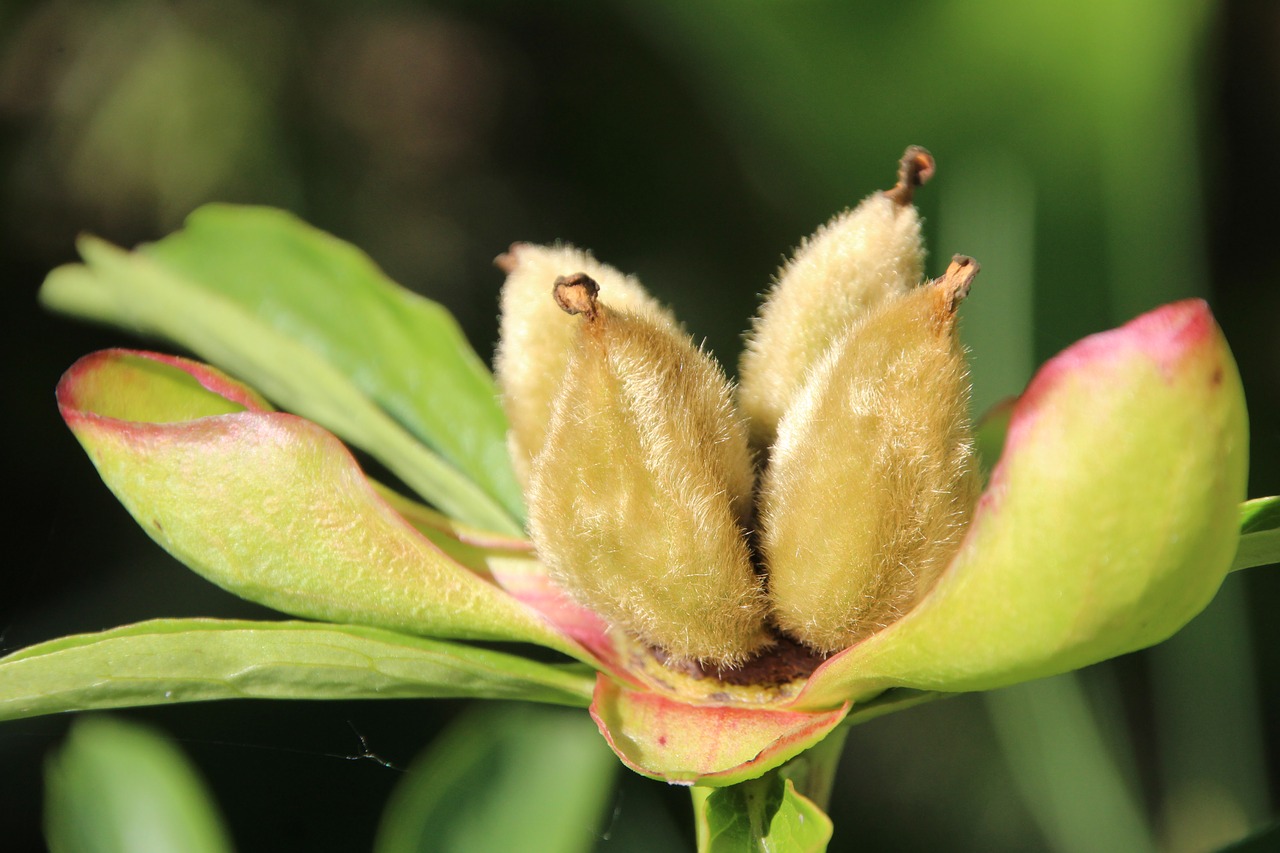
[2,2,1278,851]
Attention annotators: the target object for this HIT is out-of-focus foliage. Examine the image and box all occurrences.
[374,704,617,853]
[45,716,234,853]
[2,2,1276,852]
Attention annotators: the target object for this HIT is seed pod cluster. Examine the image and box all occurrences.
[500,146,981,669]
[525,276,769,666]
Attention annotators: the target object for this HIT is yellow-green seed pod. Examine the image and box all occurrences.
[739,147,934,448]
[761,257,982,654]
[494,243,678,485]
[528,275,768,666]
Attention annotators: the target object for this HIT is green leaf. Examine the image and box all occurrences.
[1231,496,1280,572]
[696,774,832,853]
[0,619,595,722]
[58,350,576,655]
[41,206,522,533]
[375,703,617,853]
[45,716,234,853]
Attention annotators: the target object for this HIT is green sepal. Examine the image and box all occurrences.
[44,716,234,853]
[590,675,848,786]
[57,350,577,655]
[0,619,595,722]
[41,205,521,532]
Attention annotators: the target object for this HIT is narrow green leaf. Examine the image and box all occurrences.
[45,716,234,853]
[375,703,617,853]
[41,208,522,533]
[1231,496,1280,572]
[697,773,832,853]
[0,619,596,722]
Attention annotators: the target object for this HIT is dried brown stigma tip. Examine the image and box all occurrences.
[553,272,601,320]
[884,145,936,206]
[494,242,528,274]
[935,254,980,316]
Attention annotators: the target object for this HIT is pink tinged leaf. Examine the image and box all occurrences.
[590,675,849,786]
[58,350,585,660]
[796,300,1249,710]
[485,562,636,681]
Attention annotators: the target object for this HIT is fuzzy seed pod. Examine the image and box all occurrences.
[528,275,768,666]
[494,244,678,486]
[761,257,982,654]
[739,147,934,448]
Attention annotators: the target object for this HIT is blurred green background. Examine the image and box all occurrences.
[2,1,1278,851]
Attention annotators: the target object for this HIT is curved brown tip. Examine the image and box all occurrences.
[937,254,980,314]
[884,146,936,206]
[553,272,601,320]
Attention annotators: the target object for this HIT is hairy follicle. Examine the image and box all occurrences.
[529,272,768,666]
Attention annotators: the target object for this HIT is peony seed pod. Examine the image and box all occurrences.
[739,147,935,448]
[761,256,982,654]
[527,274,768,666]
[494,244,678,486]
